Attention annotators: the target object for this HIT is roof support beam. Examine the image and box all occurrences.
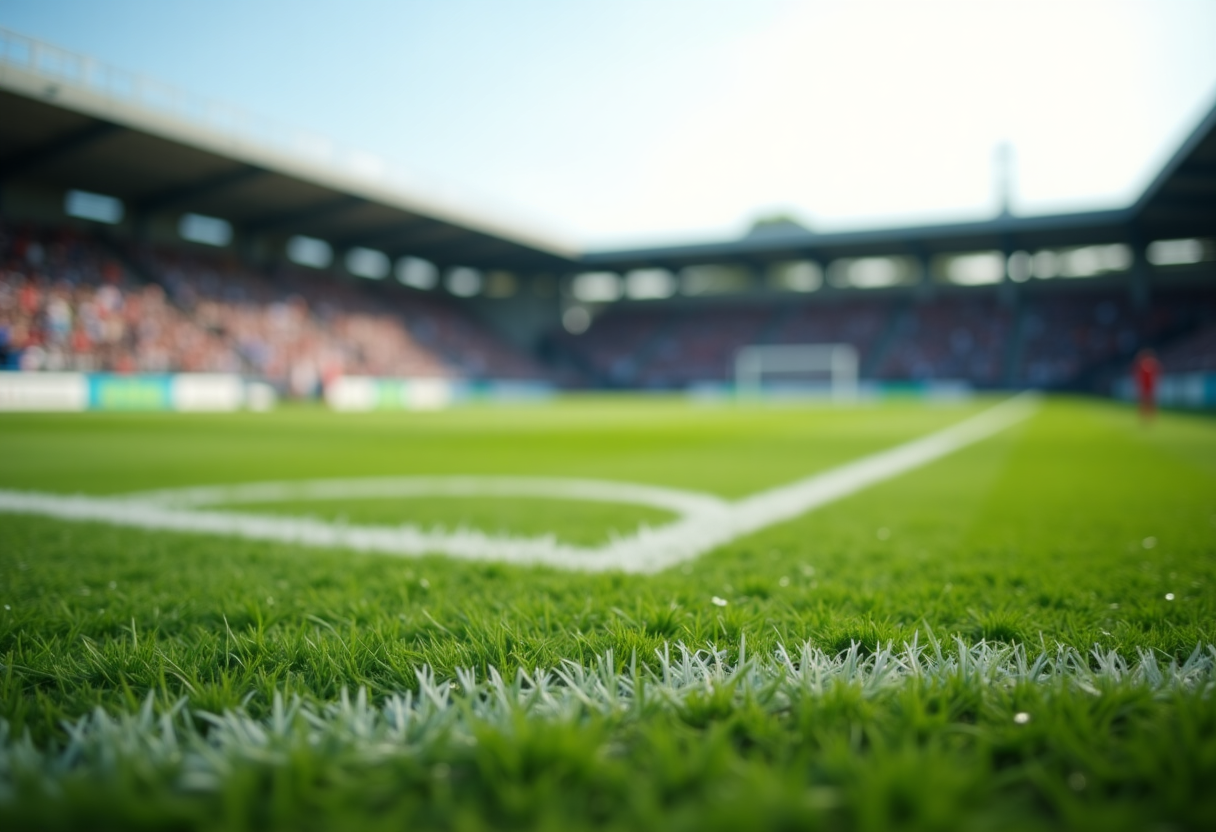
[0,120,122,181]
[243,195,365,233]
[132,165,266,213]
[389,238,508,263]
[397,237,569,271]
[1173,163,1216,190]
[1145,194,1216,213]
[385,222,473,252]
[329,217,433,250]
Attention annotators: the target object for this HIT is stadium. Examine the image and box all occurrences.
[1,11,1215,831]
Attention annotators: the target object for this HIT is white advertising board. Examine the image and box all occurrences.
[0,372,262,412]
[324,376,454,412]
[171,374,246,411]
[0,372,88,411]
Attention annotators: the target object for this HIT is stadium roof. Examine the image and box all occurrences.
[0,26,1212,278]
[0,28,578,272]
[581,100,1216,271]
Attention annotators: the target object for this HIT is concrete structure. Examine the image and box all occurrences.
[1,26,1212,358]
[0,28,576,275]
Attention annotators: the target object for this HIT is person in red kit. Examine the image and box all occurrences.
[1133,348,1162,424]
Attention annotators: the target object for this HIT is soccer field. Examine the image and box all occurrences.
[1,395,1214,830]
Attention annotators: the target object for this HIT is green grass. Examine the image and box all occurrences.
[209,496,678,547]
[1,395,1214,830]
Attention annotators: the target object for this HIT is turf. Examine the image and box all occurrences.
[1,395,1214,830]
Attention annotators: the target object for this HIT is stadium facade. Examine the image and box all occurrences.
[1,27,1214,402]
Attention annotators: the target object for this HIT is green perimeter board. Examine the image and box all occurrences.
[1,396,1214,831]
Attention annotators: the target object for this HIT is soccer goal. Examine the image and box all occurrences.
[734,343,860,400]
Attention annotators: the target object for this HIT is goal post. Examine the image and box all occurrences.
[734,343,859,400]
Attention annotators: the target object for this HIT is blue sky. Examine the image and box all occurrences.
[1,0,1214,249]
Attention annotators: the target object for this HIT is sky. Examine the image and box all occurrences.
[1,0,1214,250]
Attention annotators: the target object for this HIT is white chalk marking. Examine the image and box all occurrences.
[5,638,1212,794]
[0,394,1037,572]
[5,638,1211,792]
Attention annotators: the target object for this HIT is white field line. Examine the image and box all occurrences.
[1,638,1213,793]
[0,394,1038,573]
[602,392,1037,571]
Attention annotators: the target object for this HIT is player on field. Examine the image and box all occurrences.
[1133,348,1161,424]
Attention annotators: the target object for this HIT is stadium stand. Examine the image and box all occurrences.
[1159,321,1216,373]
[0,219,551,391]
[546,306,673,387]
[876,296,1011,384]
[5,213,1212,396]
[546,283,1216,391]
[637,305,775,387]
[768,298,889,364]
[395,294,548,381]
[1,27,1213,401]
[1016,293,1143,386]
[136,245,452,395]
[553,298,894,388]
[1015,288,1210,386]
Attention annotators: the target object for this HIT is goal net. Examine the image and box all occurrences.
[734,343,859,400]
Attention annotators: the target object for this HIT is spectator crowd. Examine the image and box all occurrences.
[0,221,548,394]
[555,287,1215,389]
[3,220,1214,394]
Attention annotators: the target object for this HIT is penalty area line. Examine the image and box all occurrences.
[0,394,1038,573]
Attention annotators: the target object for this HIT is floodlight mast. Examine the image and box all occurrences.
[734,344,859,400]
